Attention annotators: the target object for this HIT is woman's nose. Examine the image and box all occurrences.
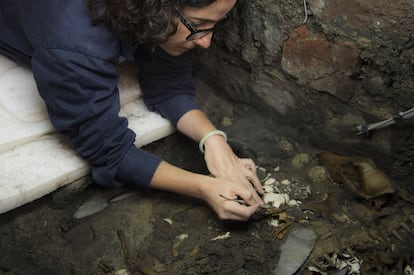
[193,32,213,48]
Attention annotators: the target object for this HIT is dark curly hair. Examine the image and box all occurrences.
[87,0,216,45]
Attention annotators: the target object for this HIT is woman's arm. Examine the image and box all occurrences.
[136,46,263,218]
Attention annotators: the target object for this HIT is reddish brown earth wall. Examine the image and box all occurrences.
[193,0,414,179]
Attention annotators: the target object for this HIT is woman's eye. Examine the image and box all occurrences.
[191,21,204,28]
[191,20,215,29]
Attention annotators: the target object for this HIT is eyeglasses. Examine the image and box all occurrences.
[178,12,226,41]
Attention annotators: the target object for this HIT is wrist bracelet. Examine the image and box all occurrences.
[199,130,227,154]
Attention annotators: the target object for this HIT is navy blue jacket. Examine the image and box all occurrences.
[0,0,200,188]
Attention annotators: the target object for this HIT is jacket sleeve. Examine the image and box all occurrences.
[135,46,200,126]
[31,48,161,188]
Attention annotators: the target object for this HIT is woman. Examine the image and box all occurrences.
[0,0,263,220]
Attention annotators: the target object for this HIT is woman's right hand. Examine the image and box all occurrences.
[199,176,262,221]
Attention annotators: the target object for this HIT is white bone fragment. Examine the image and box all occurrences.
[211,232,231,241]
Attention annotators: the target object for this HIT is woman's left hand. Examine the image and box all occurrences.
[203,134,264,205]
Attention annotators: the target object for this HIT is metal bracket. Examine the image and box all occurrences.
[356,107,414,136]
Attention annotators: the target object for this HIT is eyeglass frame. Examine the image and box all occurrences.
[178,12,222,41]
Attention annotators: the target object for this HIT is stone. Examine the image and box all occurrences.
[273,227,317,274]
[73,195,109,219]
[291,153,310,169]
[307,166,328,184]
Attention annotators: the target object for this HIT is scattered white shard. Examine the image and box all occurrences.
[211,232,231,241]
[263,185,275,193]
[163,218,173,225]
[281,179,291,185]
[268,219,280,227]
[264,178,277,186]
[263,193,290,208]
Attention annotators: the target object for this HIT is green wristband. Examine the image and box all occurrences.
[199,130,227,154]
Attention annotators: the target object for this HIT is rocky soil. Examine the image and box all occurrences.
[0,79,413,275]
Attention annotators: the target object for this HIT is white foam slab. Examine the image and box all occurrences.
[0,56,144,152]
[0,55,174,214]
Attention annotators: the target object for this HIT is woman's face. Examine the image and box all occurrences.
[159,0,237,56]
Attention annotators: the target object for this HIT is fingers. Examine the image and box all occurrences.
[231,174,262,205]
[240,158,264,195]
[245,171,263,195]
[218,199,260,221]
[236,185,263,206]
[240,159,263,198]
[241,158,256,172]
[207,178,261,221]
[226,164,263,205]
